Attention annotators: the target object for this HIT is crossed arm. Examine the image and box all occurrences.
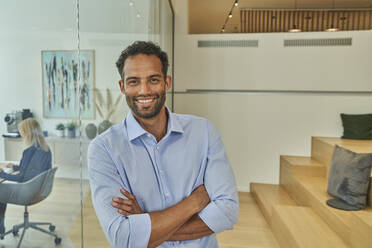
[112,186,214,248]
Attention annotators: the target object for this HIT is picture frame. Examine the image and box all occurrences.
[41,50,95,119]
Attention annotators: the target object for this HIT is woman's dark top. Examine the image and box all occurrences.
[0,145,52,182]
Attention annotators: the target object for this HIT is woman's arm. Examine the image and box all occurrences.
[0,147,32,182]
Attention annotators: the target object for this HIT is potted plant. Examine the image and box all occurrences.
[65,122,78,138]
[94,88,122,134]
[56,123,65,137]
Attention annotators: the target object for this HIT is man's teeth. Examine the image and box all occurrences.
[138,99,154,103]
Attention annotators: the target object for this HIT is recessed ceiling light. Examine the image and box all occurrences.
[326,27,339,32]
[288,25,301,32]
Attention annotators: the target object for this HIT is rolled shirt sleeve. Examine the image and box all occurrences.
[198,121,239,233]
[88,138,152,248]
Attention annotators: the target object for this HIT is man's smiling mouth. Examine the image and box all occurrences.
[137,98,155,104]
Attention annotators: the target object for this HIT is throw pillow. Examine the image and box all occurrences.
[340,113,372,140]
[327,145,372,211]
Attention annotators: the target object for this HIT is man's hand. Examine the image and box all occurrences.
[190,185,210,212]
[6,163,13,168]
[112,189,143,216]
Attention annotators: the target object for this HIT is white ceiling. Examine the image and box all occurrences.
[189,0,372,33]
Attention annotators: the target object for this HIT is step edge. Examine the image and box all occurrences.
[272,205,349,248]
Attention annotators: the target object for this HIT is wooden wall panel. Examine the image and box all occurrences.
[241,9,372,33]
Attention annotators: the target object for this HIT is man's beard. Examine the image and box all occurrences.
[126,90,166,119]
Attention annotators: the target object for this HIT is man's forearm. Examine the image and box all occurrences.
[147,186,210,248]
[168,214,213,241]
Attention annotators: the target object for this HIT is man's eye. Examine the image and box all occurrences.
[150,78,160,83]
[128,80,138,85]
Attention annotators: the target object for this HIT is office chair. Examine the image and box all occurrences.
[0,167,61,247]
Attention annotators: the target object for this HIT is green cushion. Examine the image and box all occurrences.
[341,113,372,140]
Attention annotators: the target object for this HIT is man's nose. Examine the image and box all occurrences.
[138,82,151,95]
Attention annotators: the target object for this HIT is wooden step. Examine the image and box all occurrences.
[279,156,327,206]
[310,137,372,206]
[280,156,326,186]
[251,183,296,224]
[271,205,349,248]
[311,137,372,167]
[350,210,372,248]
[217,192,280,248]
[281,174,372,246]
[280,154,351,245]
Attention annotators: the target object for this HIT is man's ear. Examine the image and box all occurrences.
[165,76,172,91]
[118,80,126,94]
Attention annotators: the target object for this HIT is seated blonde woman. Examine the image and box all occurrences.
[0,118,52,234]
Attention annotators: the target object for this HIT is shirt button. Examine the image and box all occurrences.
[147,134,151,138]
[156,146,160,150]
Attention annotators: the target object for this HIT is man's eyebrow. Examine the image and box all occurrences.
[125,76,139,81]
[125,74,162,81]
[149,74,162,78]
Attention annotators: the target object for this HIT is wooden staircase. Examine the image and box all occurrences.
[251,137,372,248]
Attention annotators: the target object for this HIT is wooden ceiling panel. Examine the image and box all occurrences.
[189,0,372,33]
[240,9,372,32]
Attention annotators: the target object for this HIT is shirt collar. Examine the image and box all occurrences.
[126,106,184,141]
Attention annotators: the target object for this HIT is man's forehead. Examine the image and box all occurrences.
[123,54,162,72]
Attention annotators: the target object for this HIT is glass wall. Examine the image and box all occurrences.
[0,1,83,247]
[0,0,174,247]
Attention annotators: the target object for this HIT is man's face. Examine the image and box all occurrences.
[119,54,171,119]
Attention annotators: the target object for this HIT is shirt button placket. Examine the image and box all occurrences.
[156,146,170,200]
[154,145,167,201]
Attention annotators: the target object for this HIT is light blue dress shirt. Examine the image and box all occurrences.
[88,108,239,248]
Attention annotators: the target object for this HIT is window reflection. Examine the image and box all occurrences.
[0,0,173,247]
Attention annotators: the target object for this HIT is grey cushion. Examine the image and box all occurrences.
[327,145,372,210]
[326,198,364,211]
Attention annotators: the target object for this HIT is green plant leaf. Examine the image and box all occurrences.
[106,94,122,121]
[95,102,104,119]
[94,88,104,108]
[106,88,112,111]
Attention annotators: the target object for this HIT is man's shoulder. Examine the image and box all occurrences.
[173,112,209,126]
[172,113,220,140]
[173,112,217,131]
[90,122,127,148]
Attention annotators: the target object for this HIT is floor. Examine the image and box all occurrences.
[55,164,89,180]
[0,178,89,248]
[69,191,280,248]
[1,179,279,248]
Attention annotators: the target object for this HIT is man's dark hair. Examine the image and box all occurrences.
[116,41,169,79]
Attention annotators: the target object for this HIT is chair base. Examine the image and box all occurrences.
[0,206,62,247]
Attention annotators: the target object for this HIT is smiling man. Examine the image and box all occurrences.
[88,41,239,248]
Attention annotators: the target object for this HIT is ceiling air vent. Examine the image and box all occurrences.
[284,38,352,47]
[198,40,259,48]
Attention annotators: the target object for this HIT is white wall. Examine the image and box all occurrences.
[173,0,372,191]
[175,31,372,92]
[0,0,155,161]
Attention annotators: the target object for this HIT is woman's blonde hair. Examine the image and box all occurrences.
[18,118,49,152]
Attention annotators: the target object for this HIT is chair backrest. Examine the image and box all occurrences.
[21,147,52,183]
[0,167,58,206]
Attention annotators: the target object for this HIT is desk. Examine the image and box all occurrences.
[0,161,18,183]
[0,164,5,183]
[3,137,90,168]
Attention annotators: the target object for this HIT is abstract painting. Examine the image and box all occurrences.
[42,50,95,119]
